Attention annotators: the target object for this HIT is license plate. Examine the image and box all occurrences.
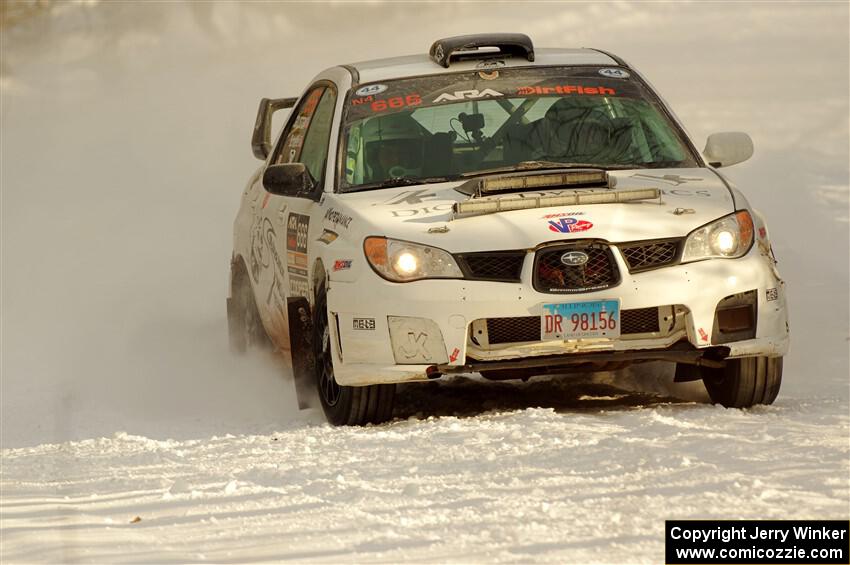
[542,300,620,340]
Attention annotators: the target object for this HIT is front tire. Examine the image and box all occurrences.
[313,283,395,425]
[702,356,783,408]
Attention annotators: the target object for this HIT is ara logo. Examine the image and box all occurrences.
[547,217,593,233]
[433,89,503,103]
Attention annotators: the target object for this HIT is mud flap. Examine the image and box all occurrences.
[287,297,316,410]
[673,363,703,382]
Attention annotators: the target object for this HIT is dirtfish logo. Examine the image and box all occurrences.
[433,89,503,103]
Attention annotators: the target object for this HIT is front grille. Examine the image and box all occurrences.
[533,242,620,293]
[457,251,526,282]
[621,307,660,334]
[486,316,541,344]
[619,239,681,273]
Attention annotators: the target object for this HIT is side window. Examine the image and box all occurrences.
[273,85,337,185]
[299,89,336,183]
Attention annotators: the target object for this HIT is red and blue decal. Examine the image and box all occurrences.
[547,217,593,233]
[333,259,352,271]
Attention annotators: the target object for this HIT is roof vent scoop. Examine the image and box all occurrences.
[429,33,534,68]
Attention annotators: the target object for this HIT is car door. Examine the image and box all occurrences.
[258,82,338,350]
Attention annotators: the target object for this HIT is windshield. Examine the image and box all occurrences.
[340,67,699,191]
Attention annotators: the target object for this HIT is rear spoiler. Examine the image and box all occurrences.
[429,33,534,68]
[251,97,298,160]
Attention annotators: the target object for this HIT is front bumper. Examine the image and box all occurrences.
[327,246,789,386]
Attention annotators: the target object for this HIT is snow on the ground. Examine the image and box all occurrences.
[3,394,848,563]
[1,2,848,563]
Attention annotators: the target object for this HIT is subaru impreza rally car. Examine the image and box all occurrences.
[228,34,789,425]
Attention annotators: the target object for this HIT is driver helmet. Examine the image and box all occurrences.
[543,97,616,161]
[362,112,425,181]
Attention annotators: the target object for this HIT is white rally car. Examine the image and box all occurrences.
[228,34,789,425]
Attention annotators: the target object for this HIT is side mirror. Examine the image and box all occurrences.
[703,132,754,168]
[251,97,298,160]
[262,163,316,196]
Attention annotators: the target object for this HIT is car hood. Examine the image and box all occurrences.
[326,168,735,252]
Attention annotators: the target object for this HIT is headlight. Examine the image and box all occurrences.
[681,210,754,263]
[363,237,463,282]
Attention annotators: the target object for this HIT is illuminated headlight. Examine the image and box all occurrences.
[363,237,463,282]
[682,211,754,262]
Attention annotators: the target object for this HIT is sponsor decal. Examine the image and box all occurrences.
[355,84,387,97]
[286,213,309,254]
[560,251,589,266]
[324,207,353,229]
[249,217,272,283]
[698,328,709,342]
[517,85,616,96]
[631,173,703,186]
[449,347,460,363]
[433,89,503,103]
[317,229,338,244]
[766,287,778,301]
[400,332,430,360]
[248,216,288,313]
[377,189,439,206]
[547,217,593,233]
[353,318,375,330]
[598,68,630,79]
[541,211,584,219]
[390,204,453,218]
[333,259,352,271]
[286,213,310,297]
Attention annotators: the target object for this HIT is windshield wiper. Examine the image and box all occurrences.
[461,161,640,178]
[634,160,687,169]
[344,175,461,192]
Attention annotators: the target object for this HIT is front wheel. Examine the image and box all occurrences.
[313,283,395,425]
[702,356,783,408]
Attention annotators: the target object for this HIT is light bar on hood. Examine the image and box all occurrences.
[455,169,610,196]
[483,171,607,192]
[452,188,661,219]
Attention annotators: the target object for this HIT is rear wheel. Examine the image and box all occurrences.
[313,283,395,425]
[702,356,782,408]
